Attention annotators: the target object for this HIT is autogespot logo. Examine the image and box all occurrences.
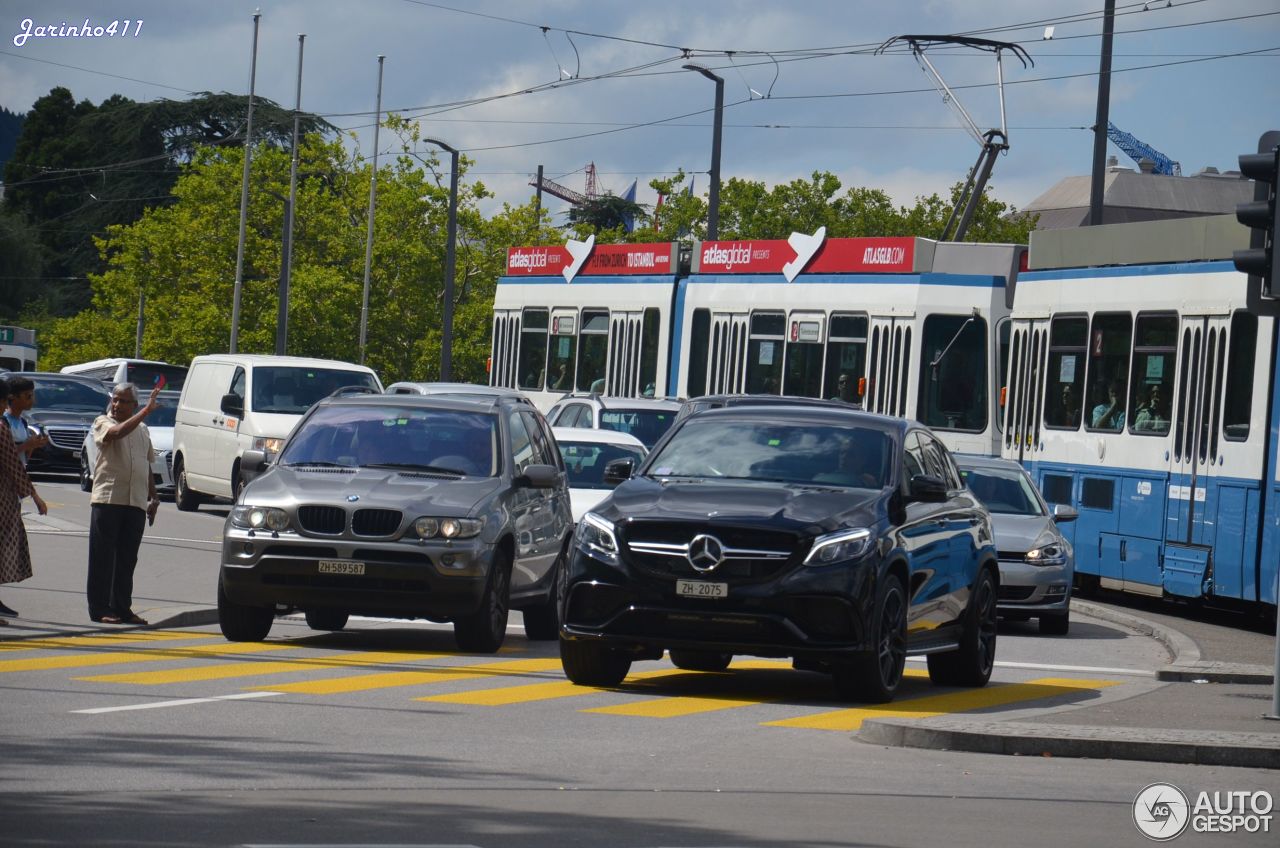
[1134,783,1191,841]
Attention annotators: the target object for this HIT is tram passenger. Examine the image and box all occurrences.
[1054,384,1081,427]
[832,373,856,403]
[1091,380,1126,430]
[1133,384,1171,433]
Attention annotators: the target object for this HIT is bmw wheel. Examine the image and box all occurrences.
[454,550,511,653]
[305,609,349,632]
[217,579,274,642]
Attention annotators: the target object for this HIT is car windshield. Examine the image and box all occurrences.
[558,440,646,490]
[145,396,179,428]
[252,366,380,414]
[32,379,111,412]
[599,409,675,448]
[960,466,1045,516]
[644,417,891,489]
[280,405,498,477]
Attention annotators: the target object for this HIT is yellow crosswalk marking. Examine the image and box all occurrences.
[764,677,1120,731]
[75,650,457,685]
[257,657,564,695]
[0,641,297,674]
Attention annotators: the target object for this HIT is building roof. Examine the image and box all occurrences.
[1022,167,1253,230]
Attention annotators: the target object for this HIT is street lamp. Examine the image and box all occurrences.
[423,137,459,382]
[683,62,724,240]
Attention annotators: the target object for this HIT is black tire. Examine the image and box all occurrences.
[560,636,631,687]
[305,609,349,632]
[927,567,998,687]
[217,579,274,642]
[230,461,243,503]
[174,458,202,512]
[454,550,511,653]
[1039,609,1070,636]
[79,453,93,492]
[521,547,564,641]
[834,572,907,703]
[668,649,732,672]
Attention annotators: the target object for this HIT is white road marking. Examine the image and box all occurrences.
[907,656,1154,677]
[72,691,283,714]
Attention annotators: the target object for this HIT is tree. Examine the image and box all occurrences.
[565,193,647,235]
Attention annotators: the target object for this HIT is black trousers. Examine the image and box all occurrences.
[87,504,146,618]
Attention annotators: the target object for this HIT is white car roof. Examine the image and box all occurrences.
[551,427,646,450]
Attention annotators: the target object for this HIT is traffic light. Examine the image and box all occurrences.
[1233,133,1280,298]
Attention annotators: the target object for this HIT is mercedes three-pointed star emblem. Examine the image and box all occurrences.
[687,534,725,572]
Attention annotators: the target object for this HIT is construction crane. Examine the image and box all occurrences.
[531,163,598,206]
[1106,122,1181,176]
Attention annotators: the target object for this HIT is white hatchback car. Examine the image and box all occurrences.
[551,427,646,522]
[80,390,180,495]
[546,394,680,450]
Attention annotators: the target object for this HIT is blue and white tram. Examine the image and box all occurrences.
[674,235,1024,457]
[1004,216,1278,610]
[0,325,38,372]
[491,242,681,412]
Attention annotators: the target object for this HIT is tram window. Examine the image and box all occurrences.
[687,309,710,398]
[1081,477,1115,510]
[746,312,785,394]
[1042,474,1073,506]
[1085,313,1131,432]
[784,320,824,398]
[1128,314,1175,436]
[518,308,548,391]
[867,327,881,410]
[1045,316,1086,430]
[899,328,912,415]
[824,315,865,404]
[1223,312,1257,441]
[1210,328,1226,460]
[639,308,660,396]
[547,317,577,393]
[577,309,609,393]
[917,314,987,432]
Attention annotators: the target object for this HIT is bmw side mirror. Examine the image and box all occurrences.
[220,393,244,417]
[1053,504,1079,523]
[518,463,559,489]
[603,457,635,486]
[909,474,948,503]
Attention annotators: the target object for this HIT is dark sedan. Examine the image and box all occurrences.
[558,405,1000,702]
[8,372,111,474]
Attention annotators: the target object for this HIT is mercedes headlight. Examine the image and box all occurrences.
[576,512,619,562]
[413,516,482,539]
[804,528,873,566]
[230,505,290,531]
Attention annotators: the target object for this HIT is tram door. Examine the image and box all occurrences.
[607,311,644,397]
[1166,314,1231,562]
[706,312,748,395]
[1002,318,1049,463]
[865,315,913,417]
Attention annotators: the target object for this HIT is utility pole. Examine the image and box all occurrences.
[534,164,543,218]
[230,9,261,353]
[278,33,305,356]
[358,55,385,365]
[1088,0,1116,226]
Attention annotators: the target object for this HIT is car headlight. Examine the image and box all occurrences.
[413,516,482,539]
[230,505,290,531]
[576,511,619,562]
[252,437,285,456]
[1024,542,1068,567]
[803,528,873,566]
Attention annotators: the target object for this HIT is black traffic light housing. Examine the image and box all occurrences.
[1234,131,1280,298]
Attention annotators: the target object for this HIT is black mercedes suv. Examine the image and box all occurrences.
[558,404,1000,702]
[218,393,573,651]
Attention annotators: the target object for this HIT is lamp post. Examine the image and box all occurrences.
[423,138,459,382]
[683,63,724,240]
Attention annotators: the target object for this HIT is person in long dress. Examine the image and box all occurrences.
[0,377,49,623]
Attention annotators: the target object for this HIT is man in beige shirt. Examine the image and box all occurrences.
[87,382,161,625]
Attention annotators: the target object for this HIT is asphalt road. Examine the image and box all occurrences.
[6,475,1277,848]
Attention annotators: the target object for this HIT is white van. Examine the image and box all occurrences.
[172,354,381,510]
[61,358,190,392]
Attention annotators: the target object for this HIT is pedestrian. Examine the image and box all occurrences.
[87,382,161,625]
[3,374,51,466]
[0,377,49,623]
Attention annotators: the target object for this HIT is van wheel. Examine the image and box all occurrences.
[174,458,202,512]
[217,580,273,642]
[230,460,243,503]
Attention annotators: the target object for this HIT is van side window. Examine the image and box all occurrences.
[229,368,246,401]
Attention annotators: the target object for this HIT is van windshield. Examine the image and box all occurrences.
[252,367,380,414]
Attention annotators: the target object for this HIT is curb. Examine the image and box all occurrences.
[857,717,1280,770]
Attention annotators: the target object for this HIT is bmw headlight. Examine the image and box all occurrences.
[230,505,290,531]
[1025,542,1068,567]
[576,512,619,562]
[803,528,873,566]
[413,516,482,539]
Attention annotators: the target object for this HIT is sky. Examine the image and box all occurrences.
[2,0,1278,223]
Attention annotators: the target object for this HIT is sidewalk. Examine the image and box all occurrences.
[6,512,1279,768]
